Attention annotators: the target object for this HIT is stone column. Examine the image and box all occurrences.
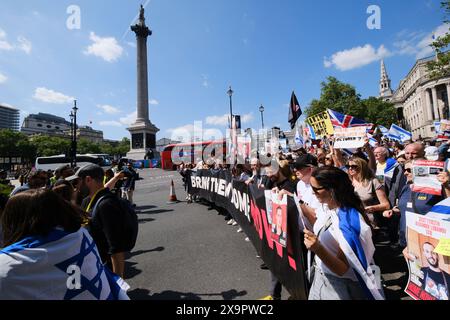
[425,89,434,121]
[131,6,152,124]
[431,87,440,120]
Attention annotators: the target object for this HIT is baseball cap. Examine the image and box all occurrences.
[292,154,318,170]
[66,164,104,182]
[55,164,71,176]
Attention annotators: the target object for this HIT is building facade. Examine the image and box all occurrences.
[0,104,20,131]
[21,113,71,136]
[383,56,450,140]
[75,126,104,144]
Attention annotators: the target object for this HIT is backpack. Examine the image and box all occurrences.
[91,193,139,252]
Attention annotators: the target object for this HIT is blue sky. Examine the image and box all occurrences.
[0,0,447,141]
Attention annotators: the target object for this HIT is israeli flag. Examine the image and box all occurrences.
[378,125,389,135]
[426,198,450,222]
[0,228,130,300]
[387,124,412,142]
[367,134,378,148]
[295,129,304,146]
[329,207,385,300]
[307,124,317,140]
[434,121,441,134]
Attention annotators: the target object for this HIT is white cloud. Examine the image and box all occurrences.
[324,44,391,71]
[99,120,122,127]
[0,28,13,51]
[120,111,137,126]
[205,113,254,126]
[84,32,123,63]
[0,72,7,84]
[416,24,449,59]
[17,36,32,54]
[393,24,449,59]
[126,41,136,48]
[33,87,74,104]
[97,104,121,114]
[205,114,229,126]
[166,124,224,142]
[202,74,209,88]
[149,99,159,105]
[241,113,254,123]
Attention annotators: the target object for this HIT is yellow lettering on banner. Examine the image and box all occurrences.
[306,111,334,138]
[434,238,450,257]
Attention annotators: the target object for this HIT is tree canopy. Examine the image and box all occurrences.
[305,76,397,127]
[428,1,450,78]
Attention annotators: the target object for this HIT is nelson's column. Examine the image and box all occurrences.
[127,5,159,160]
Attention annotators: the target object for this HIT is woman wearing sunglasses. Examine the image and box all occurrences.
[303,166,384,300]
[346,157,390,230]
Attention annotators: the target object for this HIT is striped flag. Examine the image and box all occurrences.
[306,123,317,140]
[426,198,450,221]
[327,109,369,128]
[329,207,385,300]
[295,128,304,146]
[0,228,130,300]
[387,124,412,142]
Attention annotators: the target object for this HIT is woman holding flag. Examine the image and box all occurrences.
[303,166,385,300]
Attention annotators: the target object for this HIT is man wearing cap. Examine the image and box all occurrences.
[292,154,321,229]
[68,164,128,278]
[51,164,75,186]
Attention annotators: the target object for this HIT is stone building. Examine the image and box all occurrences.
[382,56,450,140]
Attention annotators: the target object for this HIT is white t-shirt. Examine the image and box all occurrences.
[313,205,357,281]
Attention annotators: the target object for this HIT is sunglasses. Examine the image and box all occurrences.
[311,185,326,193]
[346,165,359,170]
[404,168,412,173]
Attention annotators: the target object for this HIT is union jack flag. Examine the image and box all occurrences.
[327,109,369,128]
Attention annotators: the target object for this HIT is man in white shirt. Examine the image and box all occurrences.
[292,154,321,229]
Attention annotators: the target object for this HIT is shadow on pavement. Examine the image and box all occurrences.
[128,247,165,258]
[136,205,157,211]
[373,231,409,300]
[138,217,155,224]
[128,289,248,300]
[138,209,175,215]
[124,261,142,280]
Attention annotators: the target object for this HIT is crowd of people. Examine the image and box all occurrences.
[0,159,140,300]
[181,135,450,300]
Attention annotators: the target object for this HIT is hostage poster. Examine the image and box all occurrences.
[404,212,450,300]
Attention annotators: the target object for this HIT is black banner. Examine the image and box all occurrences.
[186,169,308,300]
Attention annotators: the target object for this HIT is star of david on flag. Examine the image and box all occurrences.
[0,228,130,300]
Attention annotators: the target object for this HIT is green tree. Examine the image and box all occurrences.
[30,135,71,157]
[361,97,397,127]
[77,138,101,154]
[306,77,362,118]
[0,129,36,162]
[428,1,450,78]
[115,138,130,156]
[305,77,397,127]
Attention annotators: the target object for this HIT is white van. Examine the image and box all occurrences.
[35,155,107,171]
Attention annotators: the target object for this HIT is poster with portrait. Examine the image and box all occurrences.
[405,212,450,300]
[411,160,445,196]
[270,192,288,247]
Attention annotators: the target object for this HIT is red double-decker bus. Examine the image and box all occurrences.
[161,140,227,170]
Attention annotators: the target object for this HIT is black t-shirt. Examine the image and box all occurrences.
[83,189,129,263]
[421,267,450,300]
[276,178,297,194]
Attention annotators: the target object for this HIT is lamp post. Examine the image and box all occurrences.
[227,86,234,129]
[71,100,78,168]
[259,104,265,130]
